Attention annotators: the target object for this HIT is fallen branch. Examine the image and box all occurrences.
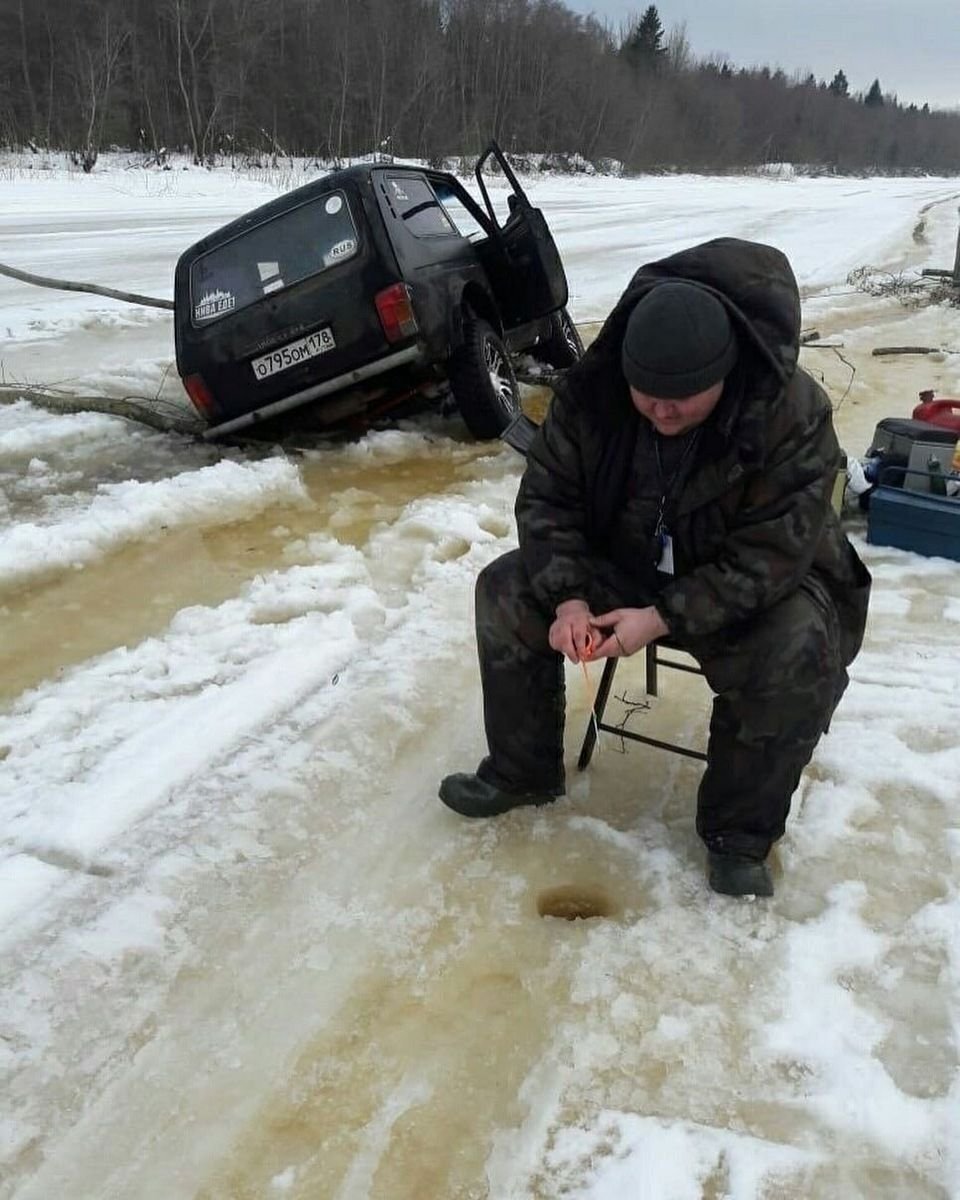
[846,264,936,307]
[920,269,956,280]
[872,346,943,356]
[799,329,821,344]
[0,384,202,435]
[610,691,652,755]
[0,261,174,310]
[830,348,857,413]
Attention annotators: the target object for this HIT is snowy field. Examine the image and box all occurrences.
[2,159,960,1198]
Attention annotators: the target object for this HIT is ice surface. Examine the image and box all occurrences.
[2,159,960,1199]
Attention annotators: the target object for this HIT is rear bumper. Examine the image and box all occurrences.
[201,344,424,440]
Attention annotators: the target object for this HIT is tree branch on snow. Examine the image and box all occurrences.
[608,691,653,755]
[871,346,954,356]
[0,384,201,435]
[0,262,173,310]
[847,264,953,309]
[830,349,857,412]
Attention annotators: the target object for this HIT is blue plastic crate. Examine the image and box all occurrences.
[868,484,960,561]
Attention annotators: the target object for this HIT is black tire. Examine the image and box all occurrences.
[535,307,584,369]
[447,317,522,439]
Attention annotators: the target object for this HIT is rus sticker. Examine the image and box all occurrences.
[323,238,356,267]
[194,288,236,321]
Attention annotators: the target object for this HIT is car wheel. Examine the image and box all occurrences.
[536,308,584,369]
[447,317,521,439]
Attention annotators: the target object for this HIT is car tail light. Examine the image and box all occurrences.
[375,283,419,343]
[183,373,217,418]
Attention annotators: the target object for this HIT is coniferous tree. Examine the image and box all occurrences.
[621,5,666,72]
[828,69,848,97]
[864,78,884,107]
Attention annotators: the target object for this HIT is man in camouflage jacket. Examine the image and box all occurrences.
[440,238,870,897]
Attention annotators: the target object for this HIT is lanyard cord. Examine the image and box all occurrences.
[653,428,701,534]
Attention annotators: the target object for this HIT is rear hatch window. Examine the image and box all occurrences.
[190,190,360,326]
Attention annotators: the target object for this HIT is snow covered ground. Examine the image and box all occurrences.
[2,159,960,1198]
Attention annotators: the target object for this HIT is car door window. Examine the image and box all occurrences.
[474,143,533,230]
[384,176,460,238]
[431,180,487,241]
[482,185,519,229]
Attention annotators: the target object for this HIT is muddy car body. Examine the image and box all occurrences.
[174,142,581,440]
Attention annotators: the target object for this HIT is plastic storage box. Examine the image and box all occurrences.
[868,417,956,460]
[867,485,960,561]
[905,438,959,493]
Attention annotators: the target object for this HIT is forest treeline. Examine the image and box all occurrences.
[2,0,958,175]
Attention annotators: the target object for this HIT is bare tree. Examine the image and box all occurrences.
[15,0,40,139]
[68,0,129,170]
[166,0,220,164]
[665,21,692,74]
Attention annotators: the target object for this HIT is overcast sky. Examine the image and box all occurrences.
[563,0,959,110]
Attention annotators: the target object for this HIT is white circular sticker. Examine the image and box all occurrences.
[325,195,343,215]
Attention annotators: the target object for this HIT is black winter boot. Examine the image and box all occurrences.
[439,773,558,819]
[707,852,774,898]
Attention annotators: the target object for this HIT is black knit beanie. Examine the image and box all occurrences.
[621,281,738,398]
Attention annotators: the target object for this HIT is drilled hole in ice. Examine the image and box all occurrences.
[537,884,616,921]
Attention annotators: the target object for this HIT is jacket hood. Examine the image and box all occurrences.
[621,238,801,378]
[560,239,802,458]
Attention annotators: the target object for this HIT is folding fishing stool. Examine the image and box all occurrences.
[577,638,708,770]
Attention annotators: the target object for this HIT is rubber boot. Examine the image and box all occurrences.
[707,852,774,898]
[439,772,558,819]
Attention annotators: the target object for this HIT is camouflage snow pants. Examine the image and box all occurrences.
[474,549,852,860]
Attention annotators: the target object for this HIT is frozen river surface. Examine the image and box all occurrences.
[2,160,960,1198]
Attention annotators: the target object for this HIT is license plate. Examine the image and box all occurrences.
[251,327,335,380]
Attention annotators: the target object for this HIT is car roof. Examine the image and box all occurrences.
[179,161,449,263]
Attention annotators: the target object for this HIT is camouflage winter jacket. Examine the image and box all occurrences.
[516,237,870,662]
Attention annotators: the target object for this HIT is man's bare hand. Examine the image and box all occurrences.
[549,599,596,663]
[588,606,670,658]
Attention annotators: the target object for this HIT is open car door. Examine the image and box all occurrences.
[472,142,568,325]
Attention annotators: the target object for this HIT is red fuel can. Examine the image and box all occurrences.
[913,391,960,433]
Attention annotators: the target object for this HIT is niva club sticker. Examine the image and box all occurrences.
[194,288,236,321]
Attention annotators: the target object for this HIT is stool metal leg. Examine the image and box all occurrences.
[576,657,619,770]
[578,642,709,768]
[645,643,659,697]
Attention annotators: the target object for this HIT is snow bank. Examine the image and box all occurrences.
[0,403,126,455]
[0,456,307,590]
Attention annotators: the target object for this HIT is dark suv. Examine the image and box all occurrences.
[174,142,581,441]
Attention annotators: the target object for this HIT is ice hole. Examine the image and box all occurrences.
[536,884,616,921]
